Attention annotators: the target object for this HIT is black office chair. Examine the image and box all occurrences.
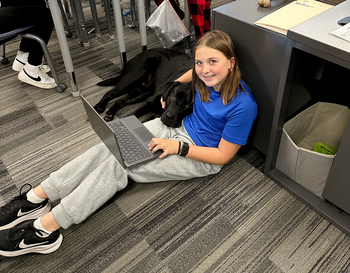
[0,25,67,93]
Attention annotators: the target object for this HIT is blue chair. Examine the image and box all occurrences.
[0,25,67,93]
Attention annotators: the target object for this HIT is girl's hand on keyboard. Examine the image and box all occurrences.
[148,138,178,159]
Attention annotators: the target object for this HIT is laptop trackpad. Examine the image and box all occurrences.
[134,127,153,142]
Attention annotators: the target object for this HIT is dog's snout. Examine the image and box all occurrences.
[165,113,174,121]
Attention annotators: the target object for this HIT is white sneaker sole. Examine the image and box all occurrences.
[18,71,57,89]
[0,201,51,231]
[0,234,63,257]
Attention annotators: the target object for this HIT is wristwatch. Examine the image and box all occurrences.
[180,142,189,157]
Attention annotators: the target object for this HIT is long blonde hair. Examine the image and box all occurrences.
[192,30,244,105]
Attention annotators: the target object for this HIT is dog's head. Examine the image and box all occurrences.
[161,81,193,128]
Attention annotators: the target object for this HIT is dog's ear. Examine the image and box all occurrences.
[180,81,194,103]
[162,81,180,101]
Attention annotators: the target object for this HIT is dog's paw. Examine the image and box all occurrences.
[104,114,114,122]
[94,104,105,114]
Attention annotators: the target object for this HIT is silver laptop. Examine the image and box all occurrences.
[80,95,162,168]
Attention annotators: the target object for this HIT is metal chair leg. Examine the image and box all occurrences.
[0,44,9,64]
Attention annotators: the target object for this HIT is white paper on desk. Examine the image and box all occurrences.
[330,23,350,42]
[254,0,333,35]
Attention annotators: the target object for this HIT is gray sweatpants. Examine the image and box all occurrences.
[41,118,223,229]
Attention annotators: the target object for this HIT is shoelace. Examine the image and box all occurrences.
[39,64,48,70]
[9,221,50,242]
[0,196,25,213]
[8,221,33,241]
[0,184,32,213]
[38,66,54,82]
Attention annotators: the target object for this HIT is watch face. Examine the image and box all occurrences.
[181,142,189,156]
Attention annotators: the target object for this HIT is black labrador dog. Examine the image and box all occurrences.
[94,48,194,128]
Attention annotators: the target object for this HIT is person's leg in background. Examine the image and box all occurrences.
[187,0,211,41]
[1,0,51,69]
[1,0,47,6]
[0,4,57,89]
[203,0,211,34]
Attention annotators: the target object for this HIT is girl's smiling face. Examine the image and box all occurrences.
[195,46,235,91]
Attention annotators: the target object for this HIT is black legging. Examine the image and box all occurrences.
[0,0,54,66]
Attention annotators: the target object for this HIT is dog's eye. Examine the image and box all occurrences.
[170,96,176,101]
[185,105,189,108]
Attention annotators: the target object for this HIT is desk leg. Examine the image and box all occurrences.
[103,0,115,40]
[57,0,72,37]
[89,0,102,38]
[48,0,80,97]
[137,0,147,51]
[74,0,90,49]
[111,0,127,68]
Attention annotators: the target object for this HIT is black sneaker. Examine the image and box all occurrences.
[0,184,51,230]
[0,220,63,257]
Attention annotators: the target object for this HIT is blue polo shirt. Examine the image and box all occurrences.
[183,80,257,147]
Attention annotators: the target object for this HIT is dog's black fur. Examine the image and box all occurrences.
[94,48,194,128]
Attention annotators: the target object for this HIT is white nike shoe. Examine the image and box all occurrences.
[18,63,57,89]
[0,220,63,257]
[12,51,50,73]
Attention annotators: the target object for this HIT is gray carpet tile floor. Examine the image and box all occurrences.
[1,1,350,272]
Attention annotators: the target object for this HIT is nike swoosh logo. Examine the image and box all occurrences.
[23,69,41,82]
[16,58,26,65]
[19,239,49,249]
[17,204,44,217]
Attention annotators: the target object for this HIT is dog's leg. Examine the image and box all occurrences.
[94,77,148,114]
[97,75,122,86]
[104,88,153,121]
[94,87,122,114]
[95,57,160,115]
[131,94,163,119]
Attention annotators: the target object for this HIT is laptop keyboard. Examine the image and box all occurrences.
[109,121,151,163]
